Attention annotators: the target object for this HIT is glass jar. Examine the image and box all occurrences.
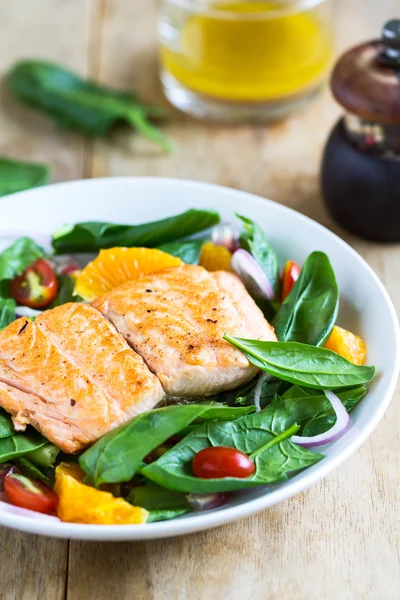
[157,0,334,122]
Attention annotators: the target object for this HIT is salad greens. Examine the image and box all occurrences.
[52,209,220,254]
[7,60,173,152]
[0,207,376,526]
[79,404,255,487]
[274,251,339,346]
[0,157,50,197]
[224,336,375,389]
[141,402,322,493]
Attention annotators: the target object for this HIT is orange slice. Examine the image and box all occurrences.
[199,242,232,272]
[54,463,148,525]
[325,326,367,366]
[74,247,182,301]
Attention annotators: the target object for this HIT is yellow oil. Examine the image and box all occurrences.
[160,1,333,102]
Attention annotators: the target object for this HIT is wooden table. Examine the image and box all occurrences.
[1,1,399,598]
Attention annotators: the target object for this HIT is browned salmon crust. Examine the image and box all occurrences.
[93,265,276,396]
[0,304,164,452]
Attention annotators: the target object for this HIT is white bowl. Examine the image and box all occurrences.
[0,177,398,541]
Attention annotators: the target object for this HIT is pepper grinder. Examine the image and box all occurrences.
[321,20,400,242]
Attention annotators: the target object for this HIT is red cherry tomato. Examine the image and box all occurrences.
[281,260,301,301]
[4,472,58,514]
[192,446,255,479]
[11,258,58,309]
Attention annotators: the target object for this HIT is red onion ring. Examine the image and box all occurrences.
[231,249,274,300]
[253,372,273,412]
[291,390,350,448]
[186,492,228,511]
[212,223,240,253]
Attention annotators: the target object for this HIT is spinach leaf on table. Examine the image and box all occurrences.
[79,403,253,487]
[224,336,375,389]
[157,239,206,264]
[237,214,280,297]
[0,237,45,281]
[7,60,173,152]
[0,157,50,197]
[141,402,322,493]
[274,251,339,346]
[52,209,220,254]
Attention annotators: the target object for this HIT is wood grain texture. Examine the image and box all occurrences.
[0,0,399,599]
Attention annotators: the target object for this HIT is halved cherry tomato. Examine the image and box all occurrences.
[281,260,301,301]
[4,472,58,514]
[192,446,255,479]
[11,258,58,309]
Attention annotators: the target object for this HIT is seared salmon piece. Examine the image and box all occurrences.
[93,265,276,396]
[0,305,164,452]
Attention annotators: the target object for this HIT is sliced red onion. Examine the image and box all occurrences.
[212,223,240,253]
[231,249,274,300]
[291,390,350,448]
[253,372,273,412]
[16,306,43,318]
[49,256,81,276]
[186,492,228,511]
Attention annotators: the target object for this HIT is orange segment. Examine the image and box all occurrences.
[54,463,148,525]
[325,326,367,366]
[199,242,232,272]
[74,247,182,301]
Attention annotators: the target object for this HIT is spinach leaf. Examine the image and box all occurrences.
[157,239,206,264]
[147,509,191,522]
[0,432,48,463]
[141,403,322,493]
[302,414,336,437]
[274,251,339,346]
[0,157,50,197]
[7,60,173,152]
[224,336,375,389]
[15,457,51,485]
[26,442,60,467]
[0,237,45,281]
[79,403,253,487]
[234,377,282,408]
[0,409,15,439]
[48,275,77,308]
[237,214,280,296]
[128,484,190,511]
[52,209,220,254]
[0,297,16,330]
[282,384,366,428]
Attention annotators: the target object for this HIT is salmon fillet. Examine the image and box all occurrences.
[93,265,276,396]
[0,304,164,452]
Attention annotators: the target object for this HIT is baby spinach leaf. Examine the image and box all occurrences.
[224,336,375,389]
[0,157,50,197]
[234,377,282,408]
[0,297,16,330]
[282,384,366,428]
[147,509,191,522]
[48,275,77,308]
[237,214,280,296]
[7,60,173,152]
[302,414,336,437]
[0,409,15,439]
[15,457,51,485]
[79,403,253,487]
[141,403,322,493]
[128,484,190,511]
[52,209,220,254]
[0,432,48,463]
[0,237,45,281]
[274,251,339,346]
[157,239,206,264]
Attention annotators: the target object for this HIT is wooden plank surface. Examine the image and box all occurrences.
[0,1,399,599]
